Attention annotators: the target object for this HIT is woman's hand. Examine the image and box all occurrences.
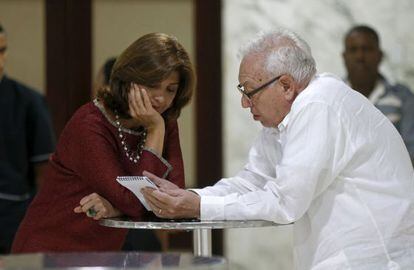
[74,193,122,220]
[128,83,164,132]
[128,83,166,156]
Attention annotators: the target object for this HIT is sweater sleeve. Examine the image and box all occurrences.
[162,119,185,189]
[59,114,171,217]
[59,113,185,217]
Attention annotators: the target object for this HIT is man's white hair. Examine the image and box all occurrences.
[239,29,317,85]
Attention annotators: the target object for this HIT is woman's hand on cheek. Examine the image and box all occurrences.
[128,83,164,131]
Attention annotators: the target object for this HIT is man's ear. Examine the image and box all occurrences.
[378,49,383,64]
[280,75,296,101]
[342,51,347,61]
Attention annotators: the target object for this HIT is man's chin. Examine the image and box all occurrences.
[253,115,274,127]
[259,118,281,128]
[259,120,272,127]
[254,116,265,125]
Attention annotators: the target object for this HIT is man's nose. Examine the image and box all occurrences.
[354,48,366,61]
[241,95,251,108]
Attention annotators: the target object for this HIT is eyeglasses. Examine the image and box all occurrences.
[237,75,282,101]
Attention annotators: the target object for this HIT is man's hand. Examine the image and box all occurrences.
[143,170,179,191]
[142,173,200,219]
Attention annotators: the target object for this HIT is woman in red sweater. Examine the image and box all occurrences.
[12,33,195,252]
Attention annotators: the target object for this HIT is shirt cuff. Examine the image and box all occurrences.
[189,188,216,197]
[199,195,225,220]
[30,153,52,163]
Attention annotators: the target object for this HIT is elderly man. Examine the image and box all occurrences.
[343,25,414,163]
[143,29,414,269]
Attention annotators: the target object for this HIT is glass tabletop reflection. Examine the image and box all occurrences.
[99,217,280,230]
[0,252,227,270]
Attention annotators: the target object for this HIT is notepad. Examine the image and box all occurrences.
[116,176,158,211]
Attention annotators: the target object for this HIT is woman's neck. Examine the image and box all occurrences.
[99,99,142,129]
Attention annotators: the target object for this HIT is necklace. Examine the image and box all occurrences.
[114,113,147,163]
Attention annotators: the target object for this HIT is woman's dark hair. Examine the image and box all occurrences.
[103,57,117,85]
[97,33,195,120]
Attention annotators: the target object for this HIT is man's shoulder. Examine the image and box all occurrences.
[306,73,347,93]
[3,76,44,100]
[392,83,414,97]
[382,77,414,99]
[296,73,348,106]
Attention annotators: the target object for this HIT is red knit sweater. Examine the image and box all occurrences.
[12,102,184,253]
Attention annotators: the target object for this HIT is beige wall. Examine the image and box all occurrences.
[0,0,44,93]
[93,0,195,186]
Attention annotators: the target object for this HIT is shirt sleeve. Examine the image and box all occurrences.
[26,93,56,163]
[162,119,185,188]
[399,93,414,163]
[196,103,349,223]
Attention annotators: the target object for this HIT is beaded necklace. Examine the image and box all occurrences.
[114,113,147,163]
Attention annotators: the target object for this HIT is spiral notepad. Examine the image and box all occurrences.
[116,176,158,211]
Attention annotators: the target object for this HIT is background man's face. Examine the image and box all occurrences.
[343,31,382,80]
[0,33,7,78]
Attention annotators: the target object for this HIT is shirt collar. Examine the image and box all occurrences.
[274,74,319,133]
[275,76,311,133]
[277,112,290,133]
[368,80,386,104]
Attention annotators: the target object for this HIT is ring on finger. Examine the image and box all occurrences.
[87,207,98,217]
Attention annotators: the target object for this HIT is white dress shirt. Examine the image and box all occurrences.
[193,73,414,270]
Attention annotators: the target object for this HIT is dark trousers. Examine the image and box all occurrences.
[0,199,29,254]
[122,230,161,251]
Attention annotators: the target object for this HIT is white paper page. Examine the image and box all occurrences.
[116,176,158,211]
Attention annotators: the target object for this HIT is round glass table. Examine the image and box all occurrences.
[0,252,227,270]
[100,218,283,257]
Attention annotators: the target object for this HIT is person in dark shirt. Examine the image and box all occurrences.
[343,25,414,163]
[0,23,55,254]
